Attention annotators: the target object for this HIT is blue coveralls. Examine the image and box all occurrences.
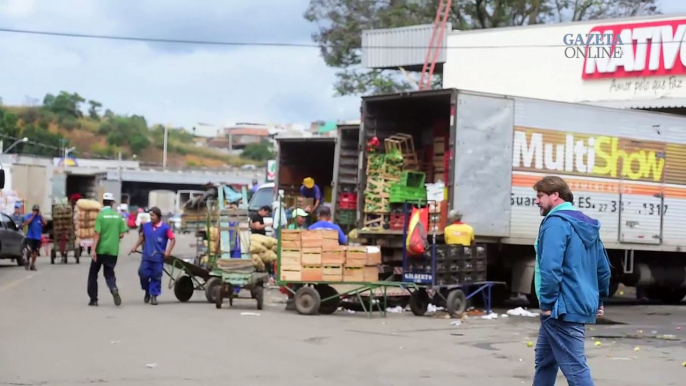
[138,222,174,297]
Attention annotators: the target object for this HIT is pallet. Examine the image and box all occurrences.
[364,196,390,214]
[363,213,388,228]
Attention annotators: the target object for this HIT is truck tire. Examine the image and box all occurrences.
[660,288,686,305]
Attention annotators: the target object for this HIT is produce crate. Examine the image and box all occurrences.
[389,185,427,204]
[336,209,356,226]
[338,193,358,209]
[399,171,426,188]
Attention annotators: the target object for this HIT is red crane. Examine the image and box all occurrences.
[418,0,453,90]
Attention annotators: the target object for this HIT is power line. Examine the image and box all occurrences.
[0,27,671,50]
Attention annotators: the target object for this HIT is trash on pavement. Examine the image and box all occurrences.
[146,363,157,369]
[506,307,538,317]
[594,341,602,346]
[240,312,261,316]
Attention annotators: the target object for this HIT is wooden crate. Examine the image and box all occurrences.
[301,230,324,241]
[280,249,301,266]
[280,240,301,249]
[302,247,322,266]
[344,266,365,282]
[302,238,323,248]
[366,249,382,265]
[321,238,340,248]
[302,266,323,282]
[364,266,379,282]
[280,269,301,282]
[281,229,302,241]
[318,230,339,240]
[322,251,345,265]
[323,265,343,282]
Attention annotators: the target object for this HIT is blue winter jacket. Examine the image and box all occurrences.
[535,205,611,324]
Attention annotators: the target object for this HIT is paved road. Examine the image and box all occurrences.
[1,233,684,385]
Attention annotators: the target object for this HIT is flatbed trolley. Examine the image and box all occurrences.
[50,203,81,264]
[274,194,418,318]
[399,202,506,317]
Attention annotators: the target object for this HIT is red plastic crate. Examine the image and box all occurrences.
[339,193,358,209]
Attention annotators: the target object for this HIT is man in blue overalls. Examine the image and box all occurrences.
[128,207,176,305]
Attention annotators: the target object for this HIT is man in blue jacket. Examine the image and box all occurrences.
[532,176,611,386]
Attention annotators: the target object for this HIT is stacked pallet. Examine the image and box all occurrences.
[279,229,381,282]
[52,204,73,237]
[364,153,403,228]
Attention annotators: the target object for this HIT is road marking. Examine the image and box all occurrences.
[0,273,38,293]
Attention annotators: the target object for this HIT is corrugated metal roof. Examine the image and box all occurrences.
[583,98,686,110]
[361,23,451,70]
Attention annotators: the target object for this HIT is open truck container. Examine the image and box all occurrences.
[274,136,337,211]
[354,88,686,305]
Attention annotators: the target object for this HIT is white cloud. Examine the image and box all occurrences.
[0,0,359,128]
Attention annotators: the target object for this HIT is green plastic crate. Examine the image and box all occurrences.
[336,210,357,226]
[399,171,426,188]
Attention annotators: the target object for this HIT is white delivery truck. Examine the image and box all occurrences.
[337,89,686,305]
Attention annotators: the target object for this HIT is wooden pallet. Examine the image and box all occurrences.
[364,196,390,214]
[363,213,388,228]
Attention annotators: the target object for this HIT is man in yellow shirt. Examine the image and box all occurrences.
[444,210,474,246]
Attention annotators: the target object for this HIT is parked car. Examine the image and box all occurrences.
[0,213,25,266]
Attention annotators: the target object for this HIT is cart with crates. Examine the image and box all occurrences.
[50,203,81,264]
[276,188,418,318]
[398,202,505,318]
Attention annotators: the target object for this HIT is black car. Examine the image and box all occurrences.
[0,213,26,266]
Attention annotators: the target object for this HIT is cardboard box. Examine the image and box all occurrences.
[344,266,364,282]
[363,266,379,282]
[366,246,382,265]
[301,266,323,282]
[323,265,343,282]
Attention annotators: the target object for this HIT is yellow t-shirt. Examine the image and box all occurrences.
[444,222,474,246]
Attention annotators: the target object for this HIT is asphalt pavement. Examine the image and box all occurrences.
[1,232,684,386]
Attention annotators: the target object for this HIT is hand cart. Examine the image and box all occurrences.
[50,203,81,264]
[274,193,418,318]
[134,251,215,303]
[210,187,267,310]
[399,202,505,317]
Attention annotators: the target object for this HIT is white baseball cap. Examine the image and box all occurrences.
[103,193,115,201]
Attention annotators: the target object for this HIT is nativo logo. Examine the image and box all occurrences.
[512,128,673,183]
[581,18,686,80]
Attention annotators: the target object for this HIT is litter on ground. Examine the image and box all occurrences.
[506,307,538,317]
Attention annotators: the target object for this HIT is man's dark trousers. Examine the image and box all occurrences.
[88,254,118,302]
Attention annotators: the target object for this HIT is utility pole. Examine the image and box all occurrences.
[118,150,123,203]
[163,123,169,170]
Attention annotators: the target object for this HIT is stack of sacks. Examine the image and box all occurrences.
[73,199,102,241]
[202,226,220,255]
[249,234,277,272]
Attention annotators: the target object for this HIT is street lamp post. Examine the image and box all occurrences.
[163,123,169,170]
[64,146,76,164]
[2,137,28,154]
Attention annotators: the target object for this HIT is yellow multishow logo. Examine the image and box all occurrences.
[512,130,665,182]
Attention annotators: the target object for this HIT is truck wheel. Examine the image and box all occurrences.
[446,289,467,318]
[660,288,686,305]
[253,285,264,310]
[608,281,620,298]
[409,289,430,316]
[15,254,25,267]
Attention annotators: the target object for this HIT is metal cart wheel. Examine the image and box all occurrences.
[409,288,430,316]
[204,277,222,303]
[214,285,224,309]
[252,285,264,310]
[315,285,340,315]
[50,249,56,264]
[446,289,467,318]
[294,286,321,315]
[173,275,194,302]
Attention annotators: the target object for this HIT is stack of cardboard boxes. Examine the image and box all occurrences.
[279,229,381,283]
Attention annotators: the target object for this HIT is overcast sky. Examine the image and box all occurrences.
[1,0,685,131]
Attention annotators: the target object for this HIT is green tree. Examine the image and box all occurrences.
[304,0,660,95]
[44,91,86,118]
[19,124,66,156]
[129,134,150,154]
[242,139,275,162]
[88,100,102,120]
[0,111,20,137]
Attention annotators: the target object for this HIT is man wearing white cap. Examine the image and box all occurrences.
[88,192,127,307]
